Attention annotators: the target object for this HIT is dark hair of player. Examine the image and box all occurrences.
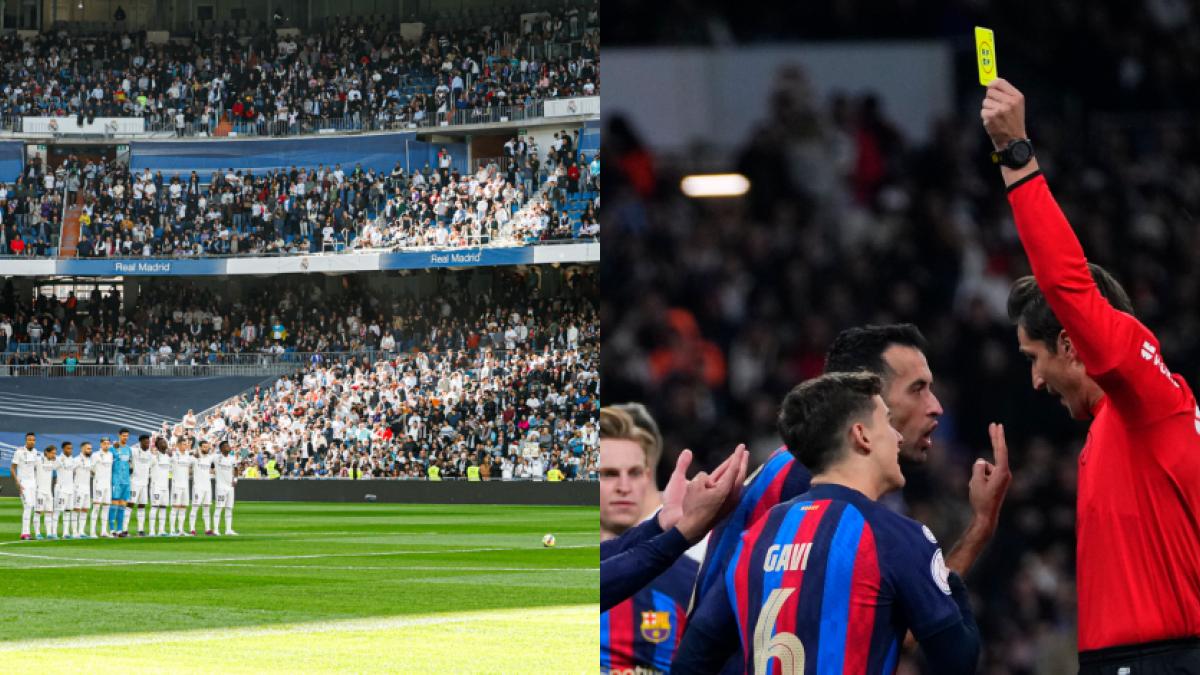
[62,441,72,448]
[1007,263,1134,353]
[44,445,57,453]
[778,372,883,474]
[824,324,929,380]
[119,428,129,435]
[25,432,35,438]
[139,434,151,441]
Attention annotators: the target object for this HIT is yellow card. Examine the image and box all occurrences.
[975,26,997,86]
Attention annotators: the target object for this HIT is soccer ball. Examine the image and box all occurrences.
[542,533,556,547]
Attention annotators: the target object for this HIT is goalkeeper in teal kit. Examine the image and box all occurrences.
[109,428,133,537]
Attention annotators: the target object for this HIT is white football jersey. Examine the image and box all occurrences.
[56,455,78,492]
[194,453,215,482]
[214,454,237,487]
[93,451,114,488]
[35,456,57,493]
[172,452,196,484]
[12,448,39,484]
[75,455,93,487]
[149,452,171,488]
[131,446,153,482]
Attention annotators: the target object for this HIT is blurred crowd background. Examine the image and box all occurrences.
[603,1,1200,672]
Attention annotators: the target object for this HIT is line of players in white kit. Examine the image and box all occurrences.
[10,430,240,540]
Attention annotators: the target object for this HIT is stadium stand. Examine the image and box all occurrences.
[0,268,596,365]
[182,343,599,481]
[1,129,596,256]
[0,5,599,135]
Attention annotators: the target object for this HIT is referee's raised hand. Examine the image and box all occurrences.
[980,78,1027,150]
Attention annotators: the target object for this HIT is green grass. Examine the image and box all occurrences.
[0,498,599,673]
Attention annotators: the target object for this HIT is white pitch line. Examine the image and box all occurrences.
[0,605,595,652]
[0,543,594,569]
[10,559,600,569]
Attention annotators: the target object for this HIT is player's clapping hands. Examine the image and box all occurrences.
[658,444,748,543]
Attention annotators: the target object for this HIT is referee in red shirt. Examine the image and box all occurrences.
[983,79,1200,672]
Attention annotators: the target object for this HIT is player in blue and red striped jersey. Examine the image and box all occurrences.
[983,78,1200,671]
[675,372,985,674]
[692,325,1010,616]
[601,404,702,675]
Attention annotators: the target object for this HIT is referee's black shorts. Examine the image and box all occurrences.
[1079,638,1200,675]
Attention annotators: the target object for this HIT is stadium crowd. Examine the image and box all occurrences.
[0,4,598,134]
[172,344,600,482]
[603,58,1200,672]
[0,266,598,366]
[0,127,597,257]
[0,169,66,256]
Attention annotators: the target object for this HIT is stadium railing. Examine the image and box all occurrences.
[0,362,300,377]
[1,100,600,139]
[0,346,557,375]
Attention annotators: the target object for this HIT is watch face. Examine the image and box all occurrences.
[1011,141,1032,164]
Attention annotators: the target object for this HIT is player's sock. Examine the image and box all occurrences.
[202,506,212,532]
[89,505,98,535]
[72,511,79,537]
[21,505,32,536]
[136,506,146,533]
[213,507,223,533]
[189,506,198,532]
[225,508,233,533]
[100,505,110,534]
[47,512,55,537]
[158,507,167,534]
[122,506,131,532]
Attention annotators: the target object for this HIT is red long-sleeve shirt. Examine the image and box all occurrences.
[1010,173,1200,651]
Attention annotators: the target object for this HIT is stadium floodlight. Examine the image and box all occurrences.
[680,173,750,198]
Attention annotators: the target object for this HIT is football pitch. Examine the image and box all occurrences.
[0,499,599,673]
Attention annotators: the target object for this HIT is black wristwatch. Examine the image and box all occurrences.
[991,138,1034,169]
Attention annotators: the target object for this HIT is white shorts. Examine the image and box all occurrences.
[214,485,235,508]
[131,481,150,505]
[36,491,52,511]
[150,485,169,507]
[18,481,35,507]
[93,484,112,504]
[74,488,91,510]
[171,486,189,507]
[53,491,70,512]
[192,488,212,506]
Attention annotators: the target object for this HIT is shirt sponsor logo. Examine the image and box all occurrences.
[639,611,671,644]
[1141,340,1181,389]
[764,543,813,573]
